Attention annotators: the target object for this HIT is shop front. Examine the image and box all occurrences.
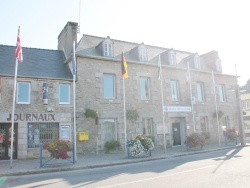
[0,112,72,159]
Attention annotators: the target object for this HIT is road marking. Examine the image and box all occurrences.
[98,165,215,188]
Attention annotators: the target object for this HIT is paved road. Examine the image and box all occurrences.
[3,146,250,188]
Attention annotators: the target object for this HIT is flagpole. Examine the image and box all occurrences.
[212,71,221,145]
[187,62,195,131]
[158,56,166,153]
[10,59,18,168]
[123,77,127,154]
[72,41,77,162]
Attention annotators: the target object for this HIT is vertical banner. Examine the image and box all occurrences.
[43,83,48,105]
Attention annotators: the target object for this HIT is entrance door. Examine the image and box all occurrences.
[0,123,18,160]
[172,123,181,146]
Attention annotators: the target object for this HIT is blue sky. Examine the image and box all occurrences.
[0,0,249,85]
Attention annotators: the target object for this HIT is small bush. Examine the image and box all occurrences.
[187,132,205,149]
[104,140,120,153]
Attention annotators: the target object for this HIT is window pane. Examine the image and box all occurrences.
[28,123,59,148]
[104,74,115,99]
[139,48,147,61]
[171,80,179,101]
[102,119,116,142]
[140,77,150,100]
[200,116,208,133]
[169,52,176,65]
[219,85,226,102]
[104,43,112,57]
[143,118,153,136]
[17,82,30,103]
[60,84,70,104]
[197,83,204,102]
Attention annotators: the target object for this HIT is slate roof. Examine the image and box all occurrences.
[0,45,73,80]
[76,34,221,72]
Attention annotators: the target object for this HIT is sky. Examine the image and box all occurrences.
[0,0,249,86]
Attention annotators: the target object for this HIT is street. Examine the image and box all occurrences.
[3,146,250,188]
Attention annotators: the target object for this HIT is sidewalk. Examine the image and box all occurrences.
[0,143,246,177]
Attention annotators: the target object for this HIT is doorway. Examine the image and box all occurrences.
[0,123,18,160]
[172,123,181,146]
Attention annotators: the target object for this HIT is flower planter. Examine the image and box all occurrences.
[127,135,154,158]
[43,140,72,160]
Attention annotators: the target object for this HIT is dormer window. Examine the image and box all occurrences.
[194,55,201,69]
[169,51,176,65]
[104,43,113,57]
[139,48,147,61]
[216,59,222,72]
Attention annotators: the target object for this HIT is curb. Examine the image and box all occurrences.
[1,145,246,177]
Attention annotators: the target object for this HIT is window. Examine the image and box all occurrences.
[140,77,150,100]
[196,82,205,102]
[242,100,250,110]
[101,119,117,143]
[59,84,70,104]
[17,82,30,104]
[222,116,230,131]
[104,43,113,57]
[219,84,226,102]
[200,116,208,133]
[139,48,147,61]
[170,80,180,101]
[28,123,59,148]
[216,59,222,72]
[169,51,176,65]
[104,74,115,99]
[194,55,201,69]
[143,118,153,136]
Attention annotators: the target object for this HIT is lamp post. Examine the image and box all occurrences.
[236,85,246,145]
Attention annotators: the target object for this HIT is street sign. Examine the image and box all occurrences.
[164,106,191,112]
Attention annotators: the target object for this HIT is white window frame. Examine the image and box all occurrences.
[140,77,150,100]
[169,51,176,65]
[196,82,205,102]
[104,73,115,99]
[170,80,180,101]
[142,118,153,136]
[59,84,70,104]
[219,84,226,102]
[104,43,113,57]
[139,48,147,61]
[17,82,30,104]
[194,55,201,69]
[216,59,222,72]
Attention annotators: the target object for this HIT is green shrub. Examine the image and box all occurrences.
[84,108,98,119]
[104,140,120,153]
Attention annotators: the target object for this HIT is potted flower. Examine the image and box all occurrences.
[226,128,238,142]
[43,139,72,159]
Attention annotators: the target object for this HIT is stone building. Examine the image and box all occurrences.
[241,79,250,134]
[0,21,240,159]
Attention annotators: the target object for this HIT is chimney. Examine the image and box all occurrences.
[57,22,78,58]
